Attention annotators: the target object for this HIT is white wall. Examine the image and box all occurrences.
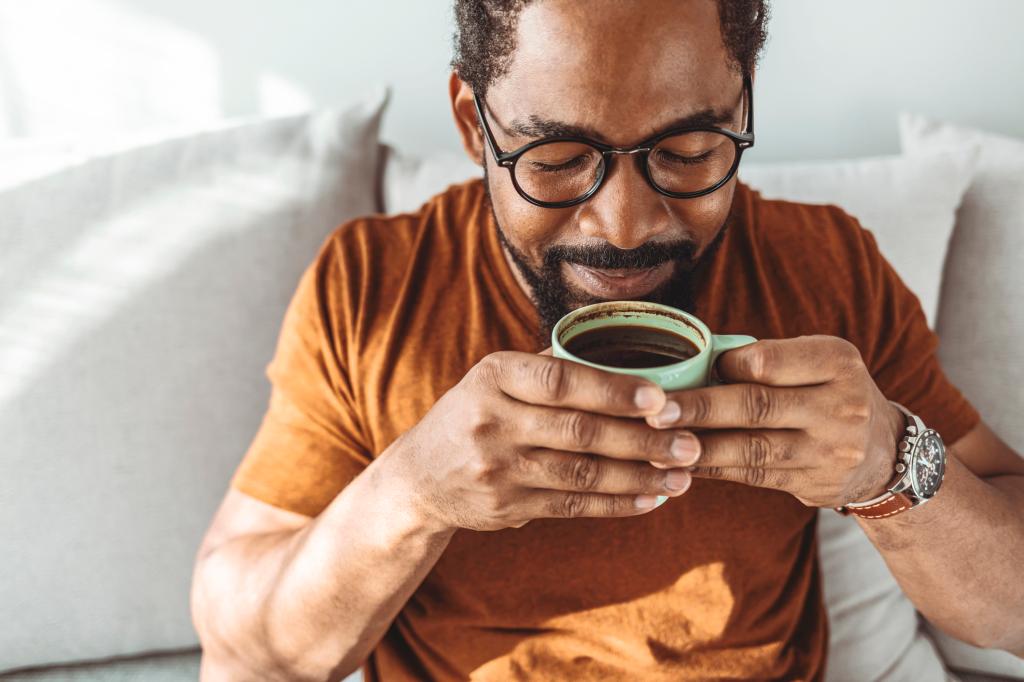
[1,0,1022,161]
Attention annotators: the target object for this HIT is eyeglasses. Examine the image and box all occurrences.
[474,74,755,208]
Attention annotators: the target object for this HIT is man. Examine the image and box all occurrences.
[191,1,1024,680]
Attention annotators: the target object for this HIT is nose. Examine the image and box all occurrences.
[576,152,672,250]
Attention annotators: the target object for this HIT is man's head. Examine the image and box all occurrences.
[448,0,769,339]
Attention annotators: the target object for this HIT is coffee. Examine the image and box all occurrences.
[563,324,700,369]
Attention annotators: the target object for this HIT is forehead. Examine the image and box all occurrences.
[485,0,739,145]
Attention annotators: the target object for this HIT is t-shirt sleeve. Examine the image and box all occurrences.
[856,227,980,447]
[231,237,371,517]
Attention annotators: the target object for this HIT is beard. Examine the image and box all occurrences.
[482,166,731,345]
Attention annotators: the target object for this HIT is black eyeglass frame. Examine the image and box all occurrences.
[474,74,755,208]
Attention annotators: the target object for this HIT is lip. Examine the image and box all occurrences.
[567,261,674,299]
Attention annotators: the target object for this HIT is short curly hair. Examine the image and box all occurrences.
[452,0,770,98]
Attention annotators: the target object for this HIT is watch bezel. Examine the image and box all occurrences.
[908,428,945,499]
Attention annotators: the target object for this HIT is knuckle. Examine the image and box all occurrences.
[689,392,715,424]
[745,433,773,468]
[475,351,506,384]
[515,451,542,480]
[642,428,671,461]
[842,398,872,425]
[743,384,776,426]
[699,465,724,480]
[558,492,588,518]
[777,438,797,464]
[834,338,864,370]
[745,345,771,381]
[464,455,490,483]
[745,466,767,487]
[465,403,499,440]
[536,360,571,402]
[568,453,601,491]
[563,411,599,449]
[835,445,865,468]
[604,378,631,412]
[482,491,506,515]
[607,495,628,516]
[634,462,660,493]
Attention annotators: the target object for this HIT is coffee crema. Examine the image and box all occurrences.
[563,324,700,369]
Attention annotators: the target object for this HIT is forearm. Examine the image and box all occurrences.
[858,453,1024,654]
[193,446,457,681]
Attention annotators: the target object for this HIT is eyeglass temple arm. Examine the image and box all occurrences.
[744,73,755,139]
[472,93,509,163]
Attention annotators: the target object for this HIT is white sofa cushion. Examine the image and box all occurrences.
[901,113,1024,680]
[0,90,386,672]
[380,147,978,682]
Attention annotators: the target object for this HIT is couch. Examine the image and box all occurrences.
[2,91,1022,680]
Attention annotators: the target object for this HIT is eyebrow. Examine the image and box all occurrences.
[497,107,739,144]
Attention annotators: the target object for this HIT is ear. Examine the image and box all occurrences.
[449,71,485,167]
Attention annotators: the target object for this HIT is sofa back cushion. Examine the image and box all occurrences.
[0,91,385,672]
[901,113,1024,679]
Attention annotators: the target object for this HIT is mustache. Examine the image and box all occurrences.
[543,239,699,271]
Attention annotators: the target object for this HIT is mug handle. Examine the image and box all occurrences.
[708,334,758,385]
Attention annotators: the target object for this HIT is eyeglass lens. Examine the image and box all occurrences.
[513,131,738,204]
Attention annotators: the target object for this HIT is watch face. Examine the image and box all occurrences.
[910,429,945,498]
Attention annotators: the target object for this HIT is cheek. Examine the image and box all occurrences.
[487,166,573,259]
[667,181,737,240]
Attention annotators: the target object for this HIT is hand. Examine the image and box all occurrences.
[386,350,700,532]
[643,335,905,508]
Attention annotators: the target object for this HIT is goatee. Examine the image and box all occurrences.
[482,170,730,347]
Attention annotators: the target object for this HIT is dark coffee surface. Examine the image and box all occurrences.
[564,324,700,368]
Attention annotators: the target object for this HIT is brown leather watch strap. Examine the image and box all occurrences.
[838,491,913,519]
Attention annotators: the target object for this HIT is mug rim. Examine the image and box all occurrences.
[551,301,711,375]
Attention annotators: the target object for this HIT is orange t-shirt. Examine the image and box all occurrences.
[232,179,979,681]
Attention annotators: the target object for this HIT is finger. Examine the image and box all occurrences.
[516,403,702,466]
[689,463,794,491]
[528,488,670,519]
[483,350,667,417]
[715,336,862,387]
[520,449,693,498]
[646,383,818,430]
[687,429,807,470]
[538,346,553,356]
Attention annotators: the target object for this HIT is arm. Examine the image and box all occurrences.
[642,336,1024,657]
[193,351,694,680]
[192,452,456,682]
[855,420,1024,655]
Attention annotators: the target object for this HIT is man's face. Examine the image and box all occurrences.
[452,0,747,337]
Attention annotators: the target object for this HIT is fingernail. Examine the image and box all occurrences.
[665,469,691,491]
[671,432,701,464]
[651,400,680,426]
[635,494,659,509]
[634,386,663,411]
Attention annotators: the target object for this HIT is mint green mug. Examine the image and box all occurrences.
[551,301,757,391]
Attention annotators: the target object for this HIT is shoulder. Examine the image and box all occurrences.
[737,182,880,266]
[734,181,883,276]
[323,178,486,275]
[307,178,487,342]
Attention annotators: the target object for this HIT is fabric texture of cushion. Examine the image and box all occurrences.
[379,146,979,682]
[901,113,1024,680]
[0,89,386,672]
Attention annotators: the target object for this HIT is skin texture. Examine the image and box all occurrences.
[191,1,1024,678]
[452,0,744,314]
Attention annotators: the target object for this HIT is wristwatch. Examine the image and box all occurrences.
[836,401,947,519]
